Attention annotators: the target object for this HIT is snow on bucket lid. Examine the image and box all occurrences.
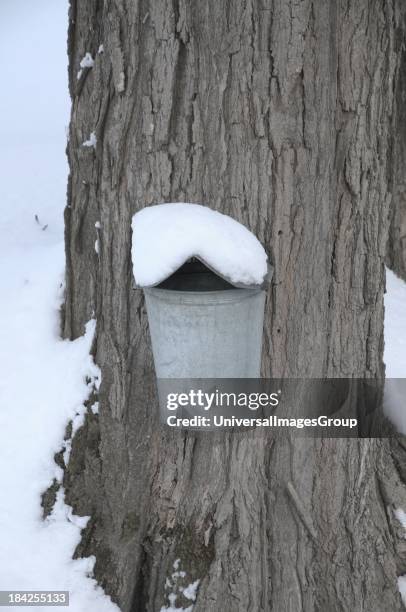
[131,203,270,289]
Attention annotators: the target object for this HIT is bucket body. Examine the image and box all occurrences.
[144,286,266,379]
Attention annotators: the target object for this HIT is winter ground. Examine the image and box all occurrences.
[0,1,117,610]
[0,2,405,612]
[385,269,406,378]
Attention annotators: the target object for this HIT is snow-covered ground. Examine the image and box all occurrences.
[385,269,406,378]
[0,2,117,610]
[0,2,405,612]
[384,269,406,441]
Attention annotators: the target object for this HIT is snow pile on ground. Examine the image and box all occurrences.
[385,269,406,377]
[399,577,406,608]
[384,377,406,435]
[0,1,118,610]
[132,203,268,287]
[383,269,406,436]
[0,284,116,611]
[385,271,406,606]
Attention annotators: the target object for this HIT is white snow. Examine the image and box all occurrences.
[0,2,406,611]
[77,52,94,78]
[384,378,406,435]
[80,52,94,69]
[160,559,198,612]
[394,508,406,534]
[390,270,406,606]
[0,2,117,610]
[182,580,200,601]
[399,576,406,607]
[132,203,268,287]
[394,509,406,606]
[82,132,97,149]
[383,269,406,436]
[385,269,406,377]
[95,224,101,254]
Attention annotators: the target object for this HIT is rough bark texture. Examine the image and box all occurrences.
[61,1,406,610]
[387,3,406,282]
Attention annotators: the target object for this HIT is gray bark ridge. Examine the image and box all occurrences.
[61,1,406,611]
[387,2,406,281]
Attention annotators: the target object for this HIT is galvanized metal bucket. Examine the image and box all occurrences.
[144,260,270,379]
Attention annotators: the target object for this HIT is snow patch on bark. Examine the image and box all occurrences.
[77,52,94,79]
[82,132,97,148]
[394,508,406,534]
[80,52,94,69]
[393,508,406,606]
[160,558,200,611]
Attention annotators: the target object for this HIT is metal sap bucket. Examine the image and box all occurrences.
[144,260,270,379]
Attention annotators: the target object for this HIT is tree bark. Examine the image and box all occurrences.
[61,1,406,610]
[387,3,406,281]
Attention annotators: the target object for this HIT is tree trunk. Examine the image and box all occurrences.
[61,1,406,610]
[387,3,406,281]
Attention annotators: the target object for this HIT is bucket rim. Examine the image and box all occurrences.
[143,285,266,304]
